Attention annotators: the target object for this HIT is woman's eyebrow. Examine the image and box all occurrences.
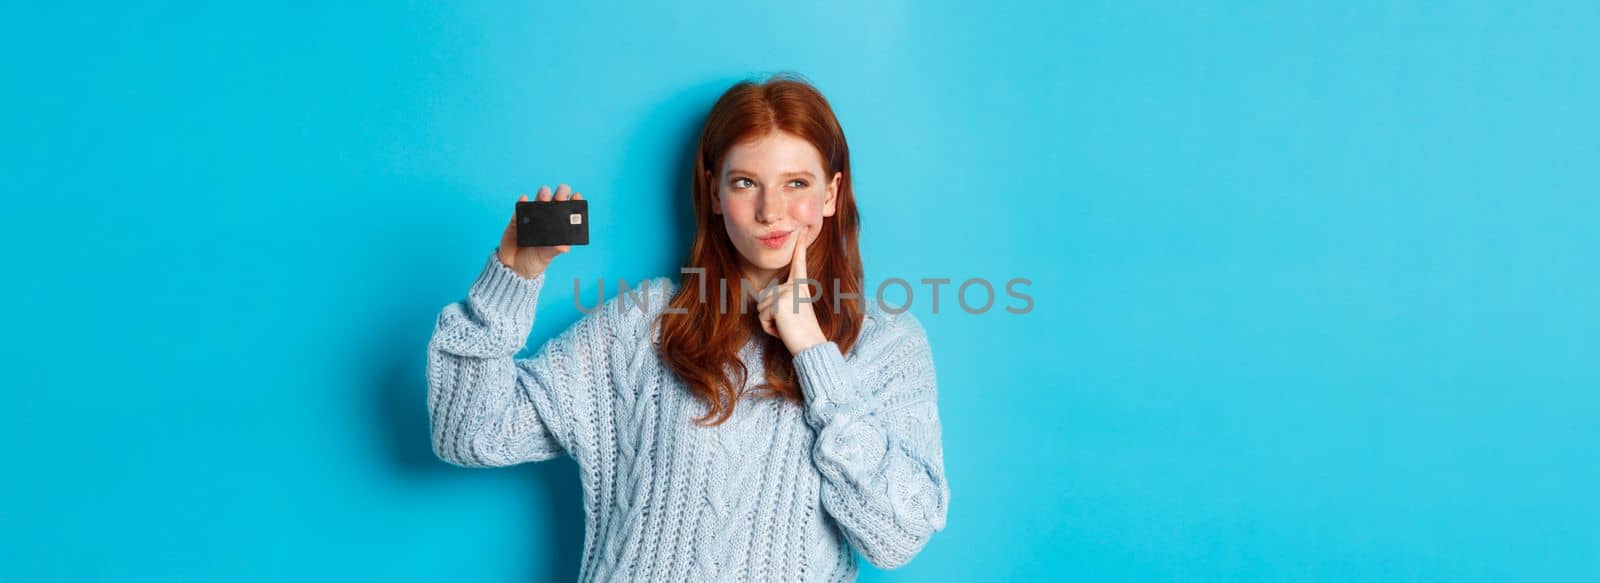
[729,168,817,179]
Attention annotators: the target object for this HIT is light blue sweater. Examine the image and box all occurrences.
[427,250,950,581]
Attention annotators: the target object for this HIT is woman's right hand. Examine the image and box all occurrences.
[498,184,584,279]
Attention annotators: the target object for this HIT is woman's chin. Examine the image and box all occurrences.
[734,251,785,272]
[749,260,786,273]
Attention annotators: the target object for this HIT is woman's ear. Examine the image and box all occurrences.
[707,170,722,215]
[822,171,841,217]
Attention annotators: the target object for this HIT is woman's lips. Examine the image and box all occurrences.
[758,230,791,249]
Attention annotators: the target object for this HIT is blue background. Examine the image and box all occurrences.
[3,2,1596,581]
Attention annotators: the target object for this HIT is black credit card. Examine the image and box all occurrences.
[515,199,590,247]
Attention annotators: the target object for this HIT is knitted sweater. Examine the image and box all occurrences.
[426,250,951,582]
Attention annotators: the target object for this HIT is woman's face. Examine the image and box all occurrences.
[713,130,841,285]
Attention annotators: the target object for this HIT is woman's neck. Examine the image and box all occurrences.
[742,269,779,291]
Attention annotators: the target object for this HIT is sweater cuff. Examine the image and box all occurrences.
[467,248,544,325]
[794,341,870,425]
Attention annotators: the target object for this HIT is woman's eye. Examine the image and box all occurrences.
[788,180,808,188]
[733,178,754,188]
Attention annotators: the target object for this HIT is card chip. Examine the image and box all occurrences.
[570,213,583,224]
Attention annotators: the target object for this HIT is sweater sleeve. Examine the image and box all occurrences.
[792,313,950,570]
[425,249,609,468]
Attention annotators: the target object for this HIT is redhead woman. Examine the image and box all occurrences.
[426,73,949,581]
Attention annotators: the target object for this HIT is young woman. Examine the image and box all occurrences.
[427,74,949,581]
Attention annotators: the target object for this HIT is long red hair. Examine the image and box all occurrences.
[655,74,865,427]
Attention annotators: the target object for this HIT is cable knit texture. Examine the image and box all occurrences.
[427,250,950,582]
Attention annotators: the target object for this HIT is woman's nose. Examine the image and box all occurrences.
[756,191,783,223]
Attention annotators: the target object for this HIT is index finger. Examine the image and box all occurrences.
[789,225,808,282]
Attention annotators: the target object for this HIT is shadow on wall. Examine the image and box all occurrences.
[619,74,762,283]
[358,178,586,582]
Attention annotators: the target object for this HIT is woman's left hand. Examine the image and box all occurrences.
[758,226,828,356]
